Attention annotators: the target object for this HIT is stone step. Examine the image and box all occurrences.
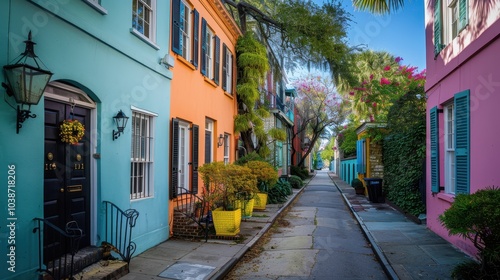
[78,260,129,280]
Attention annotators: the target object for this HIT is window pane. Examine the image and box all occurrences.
[131,111,154,199]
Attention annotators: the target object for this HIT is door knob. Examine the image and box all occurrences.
[51,163,56,169]
[60,188,65,193]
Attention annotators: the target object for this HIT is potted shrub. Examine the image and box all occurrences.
[351,178,365,195]
[199,162,257,236]
[244,160,278,210]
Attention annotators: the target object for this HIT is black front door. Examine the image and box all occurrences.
[44,99,91,261]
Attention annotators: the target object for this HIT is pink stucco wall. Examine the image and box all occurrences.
[425,0,500,257]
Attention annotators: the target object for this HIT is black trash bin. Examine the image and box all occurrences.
[364,178,384,203]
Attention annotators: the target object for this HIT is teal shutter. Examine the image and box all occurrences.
[458,0,468,31]
[356,140,366,174]
[191,124,199,194]
[430,107,440,193]
[200,18,207,76]
[171,0,181,55]
[434,0,443,57]
[454,90,470,194]
[192,9,199,67]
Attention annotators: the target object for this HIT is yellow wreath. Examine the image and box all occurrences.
[59,119,85,145]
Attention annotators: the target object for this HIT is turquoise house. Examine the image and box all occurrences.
[0,1,172,279]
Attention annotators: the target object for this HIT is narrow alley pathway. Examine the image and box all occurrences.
[226,170,387,279]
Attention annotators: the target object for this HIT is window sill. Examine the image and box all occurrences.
[204,77,218,88]
[224,91,234,98]
[130,28,160,50]
[82,0,108,14]
[177,55,196,70]
[437,192,455,204]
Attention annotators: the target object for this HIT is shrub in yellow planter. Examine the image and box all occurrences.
[253,193,268,210]
[235,198,255,218]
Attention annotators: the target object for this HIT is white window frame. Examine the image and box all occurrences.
[444,103,456,194]
[177,121,190,195]
[132,0,157,42]
[205,119,214,163]
[223,134,230,164]
[130,110,156,200]
[442,0,467,45]
[205,28,214,79]
[225,48,233,94]
[179,0,192,61]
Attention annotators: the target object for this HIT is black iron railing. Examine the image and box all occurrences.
[33,218,83,280]
[103,201,139,266]
[175,187,210,241]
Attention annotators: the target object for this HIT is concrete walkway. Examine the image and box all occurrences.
[120,171,473,280]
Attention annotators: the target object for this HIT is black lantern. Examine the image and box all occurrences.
[113,110,129,140]
[2,31,53,134]
[217,134,224,147]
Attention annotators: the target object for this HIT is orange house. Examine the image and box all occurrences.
[168,0,241,235]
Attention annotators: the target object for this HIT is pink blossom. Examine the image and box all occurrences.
[369,115,375,122]
[343,125,348,129]
[383,65,391,71]
[333,147,337,150]
[380,77,391,85]
[395,57,403,63]
[369,74,374,80]
[372,102,377,107]
[349,91,355,96]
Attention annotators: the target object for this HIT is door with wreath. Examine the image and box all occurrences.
[43,99,91,261]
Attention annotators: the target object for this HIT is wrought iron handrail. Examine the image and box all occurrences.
[175,187,210,241]
[33,218,83,280]
[103,201,139,266]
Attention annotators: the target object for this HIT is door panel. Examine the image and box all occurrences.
[44,100,91,261]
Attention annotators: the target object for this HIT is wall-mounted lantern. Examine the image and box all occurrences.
[217,134,224,147]
[2,31,53,134]
[113,110,129,140]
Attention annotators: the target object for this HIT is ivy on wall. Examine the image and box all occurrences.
[382,87,426,216]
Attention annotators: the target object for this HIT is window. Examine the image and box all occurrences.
[434,0,468,56]
[83,0,108,14]
[201,19,220,83]
[172,0,199,65]
[132,0,156,41]
[444,103,456,194]
[430,90,469,195]
[205,119,213,163]
[223,134,230,164]
[131,110,155,199]
[222,44,233,94]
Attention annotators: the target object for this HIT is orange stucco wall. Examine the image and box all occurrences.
[168,0,241,234]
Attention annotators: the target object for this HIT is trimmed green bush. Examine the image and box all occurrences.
[291,165,309,180]
[289,175,304,189]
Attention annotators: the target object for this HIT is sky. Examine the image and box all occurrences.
[342,1,426,71]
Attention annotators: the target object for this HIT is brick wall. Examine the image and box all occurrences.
[369,140,384,178]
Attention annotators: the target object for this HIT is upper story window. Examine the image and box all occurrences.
[201,19,220,84]
[132,0,156,41]
[83,0,108,14]
[222,44,233,94]
[172,0,199,66]
[434,0,468,56]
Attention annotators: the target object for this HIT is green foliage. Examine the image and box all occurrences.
[351,178,364,189]
[382,87,426,217]
[268,128,287,141]
[235,151,265,165]
[290,165,309,180]
[289,175,304,189]
[321,137,336,163]
[353,0,405,14]
[268,178,292,204]
[338,124,358,158]
[244,161,279,193]
[439,187,500,279]
[199,162,258,210]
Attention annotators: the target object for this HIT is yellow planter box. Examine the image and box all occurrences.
[212,208,241,236]
[253,193,268,210]
[235,198,255,218]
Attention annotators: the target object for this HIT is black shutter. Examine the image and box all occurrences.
[171,0,181,55]
[192,9,199,67]
[222,44,227,90]
[214,35,220,85]
[205,131,211,164]
[201,18,207,76]
[170,119,179,198]
[191,124,199,194]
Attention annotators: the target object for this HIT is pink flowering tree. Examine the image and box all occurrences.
[340,51,425,123]
[292,75,349,167]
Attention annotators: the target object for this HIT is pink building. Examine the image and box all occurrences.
[425,0,500,257]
